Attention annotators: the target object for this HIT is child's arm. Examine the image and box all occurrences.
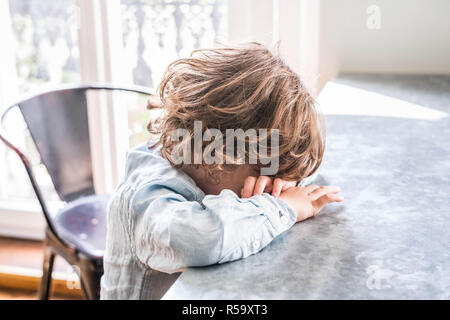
[129,181,342,274]
[129,185,296,274]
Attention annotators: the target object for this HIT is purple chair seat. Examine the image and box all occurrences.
[53,194,110,258]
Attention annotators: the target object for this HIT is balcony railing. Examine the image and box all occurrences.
[121,0,227,88]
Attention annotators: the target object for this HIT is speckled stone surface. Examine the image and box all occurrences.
[163,74,450,299]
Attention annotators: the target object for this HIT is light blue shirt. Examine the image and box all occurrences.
[100,143,296,299]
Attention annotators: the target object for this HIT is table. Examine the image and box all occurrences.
[163,74,450,299]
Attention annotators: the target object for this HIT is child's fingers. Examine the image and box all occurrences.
[253,176,272,196]
[282,180,298,190]
[242,176,257,198]
[304,184,320,194]
[272,179,297,197]
[272,178,283,197]
[264,178,273,193]
[325,193,344,203]
[314,193,344,213]
[310,186,341,201]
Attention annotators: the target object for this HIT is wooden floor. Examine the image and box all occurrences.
[0,288,76,300]
[0,289,38,300]
[0,237,69,271]
[0,237,81,300]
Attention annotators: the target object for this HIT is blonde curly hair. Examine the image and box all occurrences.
[147,42,325,181]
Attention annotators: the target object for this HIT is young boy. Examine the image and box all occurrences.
[100,43,343,299]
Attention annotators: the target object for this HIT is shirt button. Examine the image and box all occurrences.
[280,215,289,225]
[252,240,260,250]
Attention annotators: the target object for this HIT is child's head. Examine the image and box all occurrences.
[147,43,325,181]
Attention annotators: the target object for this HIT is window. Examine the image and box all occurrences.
[1,0,80,204]
[120,0,227,146]
[9,0,81,93]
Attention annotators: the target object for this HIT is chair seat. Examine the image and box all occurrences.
[53,194,110,258]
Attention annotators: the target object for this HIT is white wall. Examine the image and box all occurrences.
[223,0,450,95]
[316,0,340,92]
[338,0,450,74]
[227,0,341,97]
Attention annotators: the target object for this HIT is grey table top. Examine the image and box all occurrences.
[163,74,450,299]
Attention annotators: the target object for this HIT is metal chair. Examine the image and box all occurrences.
[0,84,152,299]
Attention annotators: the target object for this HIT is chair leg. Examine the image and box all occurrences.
[79,266,102,300]
[39,247,55,300]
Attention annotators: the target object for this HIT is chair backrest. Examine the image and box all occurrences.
[18,88,93,202]
[1,84,153,204]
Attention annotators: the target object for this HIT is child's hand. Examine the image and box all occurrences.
[241,176,297,198]
[279,185,343,222]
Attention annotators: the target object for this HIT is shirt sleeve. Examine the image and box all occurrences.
[129,184,296,273]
